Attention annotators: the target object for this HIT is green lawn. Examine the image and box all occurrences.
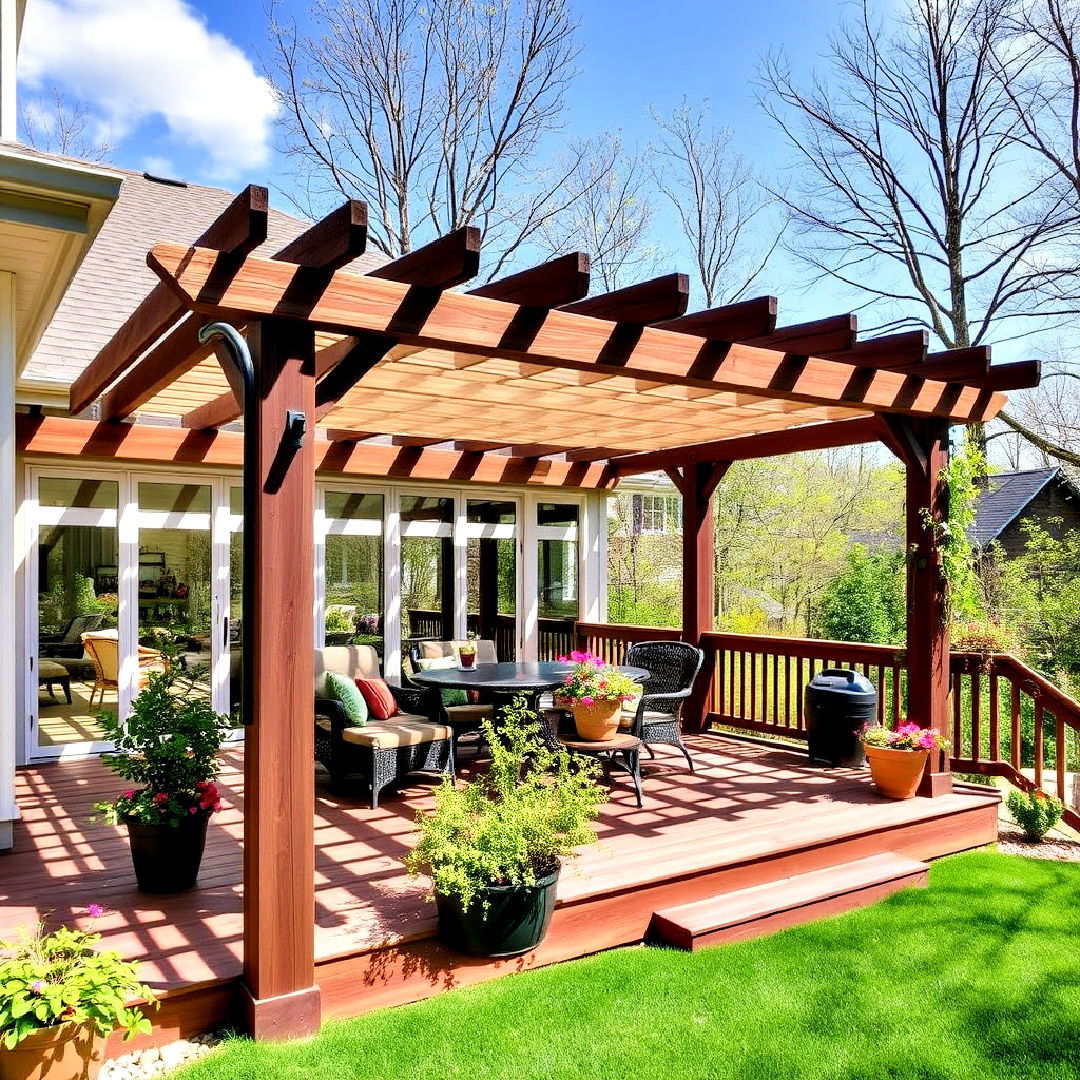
[179,852,1080,1080]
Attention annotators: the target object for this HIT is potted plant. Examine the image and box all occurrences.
[861,722,949,800]
[324,607,355,645]
[0,915,155,1080]
[457,637,478,670]
[94,661,232,894]
[553,650,640,741]
[1006,788,1064,842]
[405,698,606,957]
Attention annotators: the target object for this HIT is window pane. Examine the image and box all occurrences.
[325,491,384,521]
[229,486,243,515]
[400,495,453,524]
[538,538,578,618]
[466,499,516,525]
[39,477,117,509]
[325,534,384,653]
[402,536,451,643]
[36,523,119,747]
[537,502,579,528]
[138,482,211,514]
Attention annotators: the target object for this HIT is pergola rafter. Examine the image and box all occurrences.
[58,194,1043,1043]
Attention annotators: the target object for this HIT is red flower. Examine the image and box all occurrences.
[153,792,169,805]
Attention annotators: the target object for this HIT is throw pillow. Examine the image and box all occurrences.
[324,671,369,726]
[356,676,399,720]
[416,655,469,707]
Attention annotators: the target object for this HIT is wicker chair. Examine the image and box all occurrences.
[81,630,168,707]
[314,645,453,808]
[622,641,705,772]
[406,639,498,756]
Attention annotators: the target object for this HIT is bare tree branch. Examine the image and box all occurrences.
[19,88,114,162]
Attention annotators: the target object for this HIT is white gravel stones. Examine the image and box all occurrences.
[99,1032,225,1080]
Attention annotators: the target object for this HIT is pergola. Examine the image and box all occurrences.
[55,186,1037,1039]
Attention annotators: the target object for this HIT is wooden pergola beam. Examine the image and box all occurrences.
[368,226,481,288]
[392,436,446,447]
[453,441,510,452]
[653,296,777,340]
[966,360,1041,391]
[468,253,590,307]
[820,330,929,368]
[560,273,690,323]
[17,415,618,488]
[271,199,368,270]
[611,416,887,474]
[148,244,1007,425]
[564,446,633,462]
[70,185,269,415]
[742,314,857,355]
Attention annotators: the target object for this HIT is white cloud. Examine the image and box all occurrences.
[18,0,278,179]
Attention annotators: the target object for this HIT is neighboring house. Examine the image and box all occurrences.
[969,467,1080,558]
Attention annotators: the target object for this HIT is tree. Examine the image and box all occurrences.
[650,99,782,307]
[19,88,114,162]
[813,545,906,645]
[536,133,660,292]
[760,0,1077,452]
[268,0,598,277]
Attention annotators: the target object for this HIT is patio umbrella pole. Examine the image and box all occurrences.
[198,322,255,725]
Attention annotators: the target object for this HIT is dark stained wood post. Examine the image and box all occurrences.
[674,461,730,732]
[889,417,954,797]
[242,318,321,1038]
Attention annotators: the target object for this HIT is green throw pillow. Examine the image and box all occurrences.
[416,655,469,707]
[324,671,369,726]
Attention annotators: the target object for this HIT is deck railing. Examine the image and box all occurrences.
[405,609,575,662]
[572,622,1080,830]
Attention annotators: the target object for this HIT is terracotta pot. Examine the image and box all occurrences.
[570,700,622,741]
[0,1023,105,1080]
[864,745,929,800]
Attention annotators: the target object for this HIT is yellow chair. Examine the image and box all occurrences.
[81,631,169,707]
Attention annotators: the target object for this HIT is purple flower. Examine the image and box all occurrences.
[86,903,105,918]
[29,980,44,995]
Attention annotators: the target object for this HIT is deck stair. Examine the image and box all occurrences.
[648,852,929,950]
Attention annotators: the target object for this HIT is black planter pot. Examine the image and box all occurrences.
[435,865,560,958]
[123,812,210,894]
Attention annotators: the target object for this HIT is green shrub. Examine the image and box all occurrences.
[813,545,905,644]
[1006,788,1065,841]
[405,697,607,912]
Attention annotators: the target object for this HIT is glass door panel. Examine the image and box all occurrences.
[466,498,517,660]
[400,495,454,650]
[536,502,580,660]
[35,515,119,750]
[324,491,385,657]
[137,482,212,706]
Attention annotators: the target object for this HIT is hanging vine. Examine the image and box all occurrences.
[918,438,983,623]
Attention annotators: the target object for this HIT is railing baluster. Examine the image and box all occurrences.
[1010,680,1021,771]
[1056,712,1067,801]
[1034,700,1045,790]
[988,672,1000,763]
[739,650,746,721]
[876,665,886,723]
[750,649,757,722]
[796,656,804,729]
[952,670,963,754]
[971,667,982,762]
[785,654,792,728]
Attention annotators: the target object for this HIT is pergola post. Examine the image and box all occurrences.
[893,417,954,797]
[674,461,729,732]
[242,318,321,1038]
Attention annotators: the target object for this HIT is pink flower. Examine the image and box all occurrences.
[570,650,586,662]
[122,789,136,800]
[557,656,567,663]
[153,792,169,805]
[86,903,105,918]
[189,807,198,815]
[212,801,223,813]
[581,696,595,706]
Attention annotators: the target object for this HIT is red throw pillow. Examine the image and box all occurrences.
[355,677,399,720]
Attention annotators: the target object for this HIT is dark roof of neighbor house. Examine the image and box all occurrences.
[10,144,385,388]
[969,467,1080,547]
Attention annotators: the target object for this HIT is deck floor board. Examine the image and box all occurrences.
[1,735,998,999]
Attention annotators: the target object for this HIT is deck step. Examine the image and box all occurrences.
[648,852,929,950]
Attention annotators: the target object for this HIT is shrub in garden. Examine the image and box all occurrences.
[1006,788,1064,841]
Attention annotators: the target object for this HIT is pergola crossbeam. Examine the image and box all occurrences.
[148,243,1007,426]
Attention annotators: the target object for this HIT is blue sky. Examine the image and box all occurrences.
[14,0,854,324]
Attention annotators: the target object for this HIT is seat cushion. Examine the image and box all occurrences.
[325,671,369,726]
[419,639,498,664]
[416,655,468,706]
[444,703,493,725]
[619,688,643,730]
[356,676,400,720]
[341,718,452,749]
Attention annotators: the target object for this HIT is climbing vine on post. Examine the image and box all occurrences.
[919,438,983,622]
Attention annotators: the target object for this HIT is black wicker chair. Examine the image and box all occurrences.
[40,614,105,659]
[623,641,705,772]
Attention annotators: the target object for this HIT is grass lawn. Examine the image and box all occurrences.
[178,851,1080,1080]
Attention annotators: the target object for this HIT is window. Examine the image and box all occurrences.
[637,494,682,535]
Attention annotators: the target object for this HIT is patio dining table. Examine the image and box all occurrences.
[408,660,650,715]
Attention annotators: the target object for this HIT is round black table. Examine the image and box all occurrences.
[409,661,649,706]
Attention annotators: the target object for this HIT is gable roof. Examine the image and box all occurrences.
[969,467,1080,547]
[15,152,385,394]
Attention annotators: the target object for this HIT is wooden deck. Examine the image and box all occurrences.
[1,735,1000,1047]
